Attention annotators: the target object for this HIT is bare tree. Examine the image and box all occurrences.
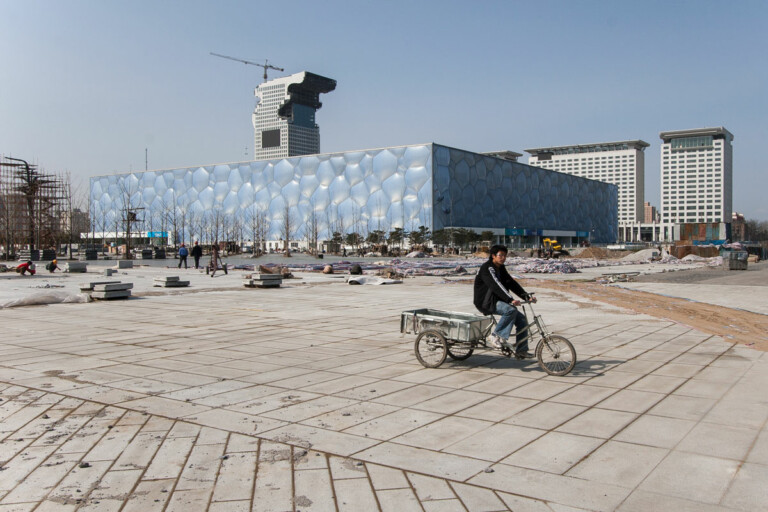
[177,203,188,247]
[245,204,268,256]
[305,204,320,256]
[187,210,201,245]
[116,177,143,259]
[281,202,297,256]
[210,205,223,246]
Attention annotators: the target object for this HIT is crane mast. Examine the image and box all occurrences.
[210,52,284,82]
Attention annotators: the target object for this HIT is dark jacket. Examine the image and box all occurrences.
[190,245,202,258]
[473,260,530,315]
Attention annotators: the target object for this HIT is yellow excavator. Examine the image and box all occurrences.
[541,238,569,259]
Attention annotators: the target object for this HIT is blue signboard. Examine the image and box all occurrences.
[147,231,168,238]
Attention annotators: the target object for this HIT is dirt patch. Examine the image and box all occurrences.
[521,278,768,352]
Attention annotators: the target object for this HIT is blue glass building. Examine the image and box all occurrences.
[90,143,617,245]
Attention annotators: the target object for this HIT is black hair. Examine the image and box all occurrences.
[489,245,508,260]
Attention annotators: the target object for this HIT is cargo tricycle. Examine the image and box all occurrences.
[401,298,576,376]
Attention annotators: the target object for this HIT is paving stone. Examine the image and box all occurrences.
[613,414,696,448]
[566,440,668,487]
[555,408,638,439]
[366,464,410,490]
[617,490,732,512]
[444,423,546,462]
[253,441,293,512]
[504,401,586,430]
[334,478,378,511]
[638,451,740,503]
[377,488,423,512]
[596,389,665,413]
[142,436,195,480]
[721,462,768,511]
[121,479,174,512]
[449,481,508,511]
[469,463,631,511]
[503,431,604,474]
[676,421,759,460]
[293,467,335,511]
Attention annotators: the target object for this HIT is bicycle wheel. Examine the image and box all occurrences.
[447,341,474,361]
[415,330,448,368]
[536,335,576,376]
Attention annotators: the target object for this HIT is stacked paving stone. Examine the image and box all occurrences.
[65,261,87,273]
[139,249,153,259]
[153,248,166,259]
[153,276,190,288]
[243,274,282,288]
[117,260,133,269]
[84,249,98,260]
[91,281,133,299]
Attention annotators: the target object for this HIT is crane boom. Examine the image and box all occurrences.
[210,52,284,81]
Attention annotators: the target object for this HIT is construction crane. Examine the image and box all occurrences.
[210,52,284,82]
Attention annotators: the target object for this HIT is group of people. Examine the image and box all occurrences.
[176,241,226,277]
[14,259,61,276]
[177,241,203,269]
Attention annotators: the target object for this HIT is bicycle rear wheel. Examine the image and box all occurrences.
[536,335,576,376]
[447,342,474,361]
[415,330,447,368]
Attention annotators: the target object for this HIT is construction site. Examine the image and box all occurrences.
[0,155,74,260]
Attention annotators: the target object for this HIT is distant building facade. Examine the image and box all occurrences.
[252,72,336,160]
[90,143,618,248]
[659,127,733,224]
[525,140,649,224]
[643,201,658,223]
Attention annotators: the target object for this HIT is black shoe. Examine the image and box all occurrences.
[515,351,535,360]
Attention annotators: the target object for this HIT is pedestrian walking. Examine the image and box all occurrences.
[209,243,227,277]
[178,243,189,269]
[191,241,202,269]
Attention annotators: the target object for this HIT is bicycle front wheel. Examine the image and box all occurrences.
[536,335,576,376]
[415,330,447,368]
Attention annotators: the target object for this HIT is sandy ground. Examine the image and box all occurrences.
[522,275,768,352]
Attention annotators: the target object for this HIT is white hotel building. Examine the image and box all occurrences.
[659,127,733,224]
[252,72,336,160]
[526,141,649,232]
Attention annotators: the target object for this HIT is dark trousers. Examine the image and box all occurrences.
[193,255,201,268]
[178,255,188,268]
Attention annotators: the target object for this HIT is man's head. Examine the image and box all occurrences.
[194,241,198,245]
[489,245,508,266]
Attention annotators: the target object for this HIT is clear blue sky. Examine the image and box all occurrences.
[2,0,766,219]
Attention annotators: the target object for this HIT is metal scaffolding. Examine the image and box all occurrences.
[0,155,69,259]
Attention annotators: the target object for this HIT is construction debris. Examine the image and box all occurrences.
[348,276,402,285]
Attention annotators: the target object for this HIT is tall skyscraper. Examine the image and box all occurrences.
[252,72,336,160]
[659,127,733,224]
[526,140,648,224]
